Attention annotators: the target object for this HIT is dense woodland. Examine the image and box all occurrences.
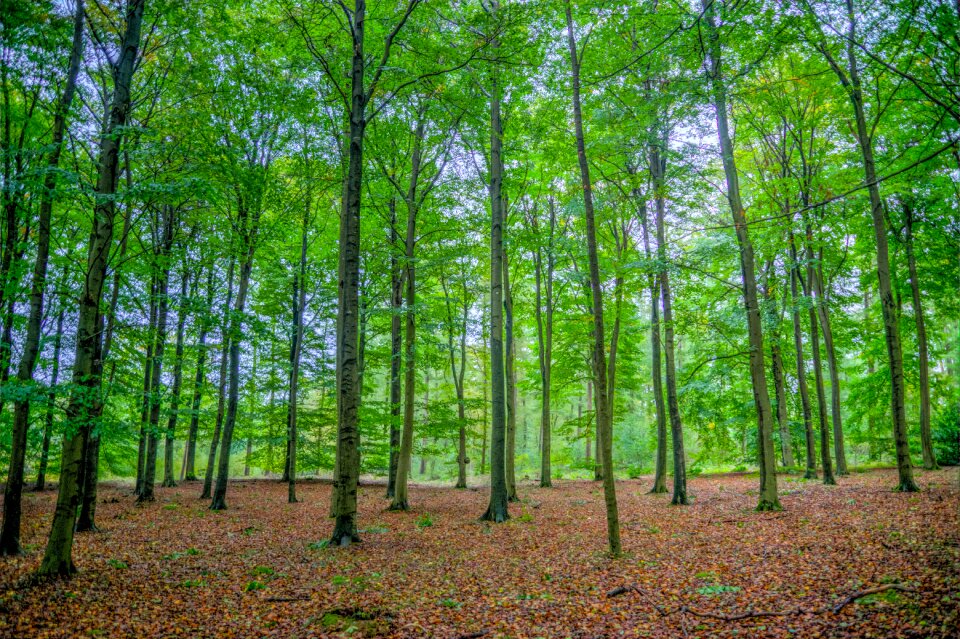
[0,0,958,619]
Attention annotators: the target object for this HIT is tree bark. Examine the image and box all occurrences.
[804,241,835,485]
[211,198,262,510]
[0,0,84,556]
[390,113,425,512]
[480,0,509,523]
[533,199,555,488]
[387,199,402,496]
[702,0,779,510]
[639,201,667,494]
[789,233,818,478]
[36,311,66,492]
[184,265,214,481]
[163,269,190,487]
[904,202,936,470]
[650,143,688,505]
[139,205,175,503]
[37,0,145,576]
[504,240,518,501]
[201,258,234,499]
[814,0,917,491]
[286,178,310,503]
[565,0,620,553]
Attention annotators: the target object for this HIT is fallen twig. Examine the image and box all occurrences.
[606,583,918,621]
[456,631,491,639]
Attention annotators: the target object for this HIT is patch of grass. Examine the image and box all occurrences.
[415,513,434,529]
[250,565,275,577]
[697,584,741,596]
[181,579,207,588]
[308,539,331,551]
[439,598,462,609]
[107,559,128,570]
[244,580,266,592]
[359,524,389,534]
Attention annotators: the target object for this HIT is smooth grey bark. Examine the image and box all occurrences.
[762,261,795,469]
[803,239,835,485]
[565,0,621,553]
[38,0,145,577]
[441,265,469,489]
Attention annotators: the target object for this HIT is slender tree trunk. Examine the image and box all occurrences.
[789,233,818,478]
[703,0,779,510]
[762,262,795,469]
[442,267,469,489]
[163,269,190,487]
[390,115,425,512]
[808,233,847,475]
[504,242,518,501]
[816,0,917,491]
[0,0,84,556]
[904,203,936,470]
[36,311,66,491]
[184,265,214,481]
[139,206,175,503]
[211,201,261,510]
[534,200,555,488]
[202,258,235,499]
[565,0,620,553]
[639,201,667,494]
[286,183,310,503]
[135,277,157,498]
[387,199,402,497]
[651,143,688,505]
[38,0,145,577]
[481,1,509,523]
[805,245,835,485]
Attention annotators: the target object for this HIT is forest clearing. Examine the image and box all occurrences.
[2,469,958,639]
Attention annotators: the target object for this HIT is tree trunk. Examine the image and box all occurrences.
[534,199,555,488]
[162,269,190,487]
[211,200,261,510]
[481,0,509,523]
[804,244,835,485]
[390,113,425,512]
[202,258,235,499]
[286,181,310,503]
[651,142,688,505]
[387,199,402,497]
[789,233,818,478]
[762,262,795,469]
[816,0,917,491]
[565,0,620,553]
[639,201,667,494]
[139,205,175,503]
[135,276,157,498]
[702,0,779,510]
[36,311,66,492]
[808,234,847,475]
[0,0,84,556]
[37,0,145,577]
[442,266,469,489]
[184,265,214,481]
[905,202,936,470]
[504,241,518,501]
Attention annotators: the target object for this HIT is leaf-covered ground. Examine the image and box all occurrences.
[2,468,958,638]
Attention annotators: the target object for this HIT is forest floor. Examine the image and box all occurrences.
[1,468,958,639]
